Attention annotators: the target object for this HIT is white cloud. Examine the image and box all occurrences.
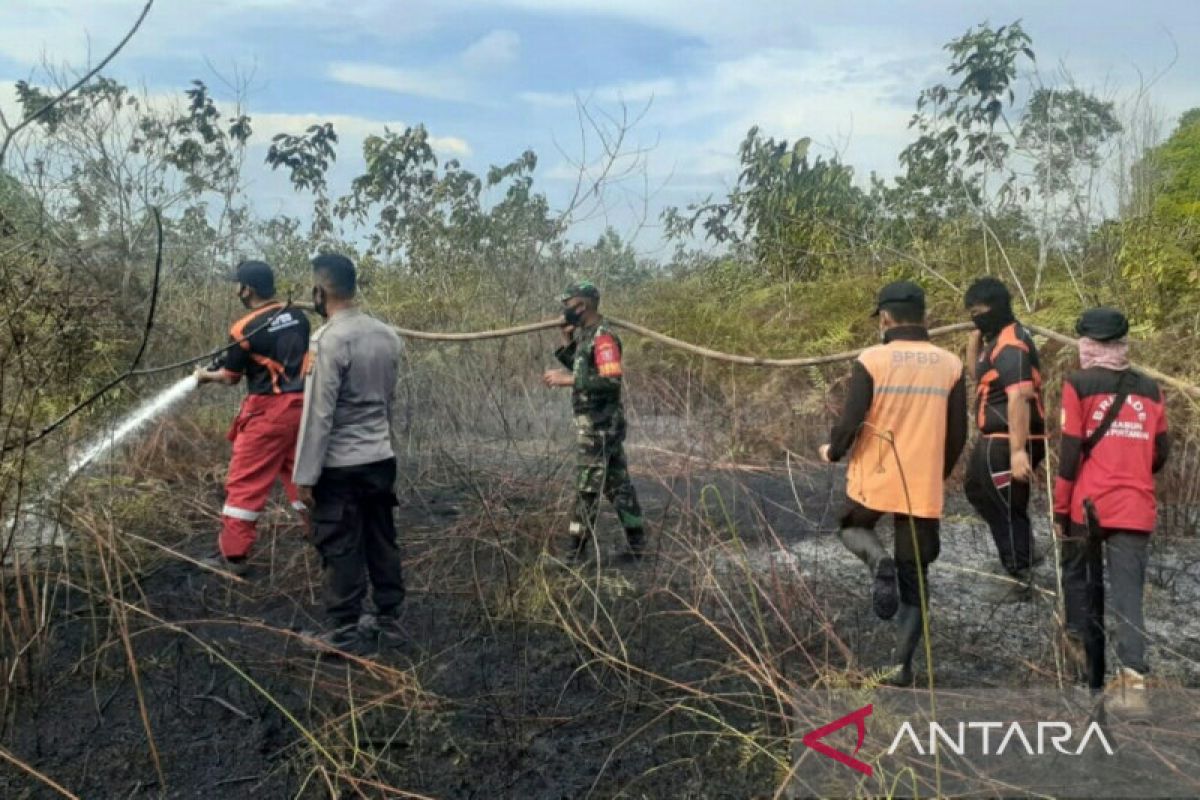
[327,62,470,102]
[520,78,677,108]
[328,27,521,102]
[473,0,816,48]
[527,45,925,189]
[0,77,470,157]
[461,29,520,70]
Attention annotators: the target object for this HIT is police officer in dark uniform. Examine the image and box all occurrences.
[542,281,646,564]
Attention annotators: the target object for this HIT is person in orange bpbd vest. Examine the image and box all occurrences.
[818,281,968,686]
[193,260,311,576]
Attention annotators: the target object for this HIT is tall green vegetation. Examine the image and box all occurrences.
[657,18,1200,352]
[2,19,1199,455]
[1119,110,1200,328]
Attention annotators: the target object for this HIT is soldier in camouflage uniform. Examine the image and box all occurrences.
[542,281,647,563]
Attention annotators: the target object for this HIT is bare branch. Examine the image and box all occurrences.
[0,0,155,166]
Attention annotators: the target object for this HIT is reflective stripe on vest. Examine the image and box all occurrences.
[847,341,963,518]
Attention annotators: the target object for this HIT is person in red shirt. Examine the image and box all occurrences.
[193,261,311,575]
[1055,308,1169,711]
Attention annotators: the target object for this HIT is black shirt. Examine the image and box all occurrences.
[973,321,1046,436]
[218,303,310,395]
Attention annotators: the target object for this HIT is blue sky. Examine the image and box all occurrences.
[1,0,1197,255]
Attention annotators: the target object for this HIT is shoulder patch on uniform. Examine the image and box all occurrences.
[594,333,622,377]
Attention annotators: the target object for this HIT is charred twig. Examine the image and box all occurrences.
[191,693,253,721]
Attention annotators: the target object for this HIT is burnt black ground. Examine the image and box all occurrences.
[2,455,818,799]
[3,449,1198,799]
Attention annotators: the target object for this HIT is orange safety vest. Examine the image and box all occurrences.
[846,340,963,518]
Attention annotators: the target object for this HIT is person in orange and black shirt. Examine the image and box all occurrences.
[819,281,968,686]
[962,277,1046,602]
[193,260,311,575]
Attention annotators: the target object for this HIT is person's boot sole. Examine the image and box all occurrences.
[872,557,899,620]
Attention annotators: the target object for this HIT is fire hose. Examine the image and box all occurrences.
[389,314,1200,400]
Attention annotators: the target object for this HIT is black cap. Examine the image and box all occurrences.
[230,260,275,297]
[560,280,600,303]
[872,280,925,317]
[1075,307,1129,342]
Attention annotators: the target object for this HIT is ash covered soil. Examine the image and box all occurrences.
[3,441,1199,799]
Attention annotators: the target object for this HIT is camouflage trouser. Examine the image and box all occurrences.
[571,423,643,541]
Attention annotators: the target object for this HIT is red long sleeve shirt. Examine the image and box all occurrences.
[1054,367,1169,533]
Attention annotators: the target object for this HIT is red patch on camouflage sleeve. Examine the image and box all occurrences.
[594,334,623,377]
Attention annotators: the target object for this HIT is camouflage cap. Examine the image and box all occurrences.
[560,280,600,303]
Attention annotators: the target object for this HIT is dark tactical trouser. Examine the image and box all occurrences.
[839,501,940,674]
[571,419,644,546]
[311,457,405,627]
[1060,528,1150,676]
[840,501,941,607]
[964,437,1046,576]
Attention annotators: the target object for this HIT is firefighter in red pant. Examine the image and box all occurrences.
[194,260,311,575]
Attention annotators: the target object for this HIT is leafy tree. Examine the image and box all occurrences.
[896,21,1035,218]
[13,77,254,293]
[564,227,653,289]
[265,122,339,239]
[663,127,866,283]
[1019,89,1121,198]
[1141,108,1200,221]
[1016,88,1122,304]
[1119,109,1200,327]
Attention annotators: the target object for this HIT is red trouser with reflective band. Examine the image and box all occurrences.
[219,393,305,558]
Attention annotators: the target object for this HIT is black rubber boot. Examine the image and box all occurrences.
[200,550,250,577]
[838,528,897,619]
[359,611,404,648]
[619,527,647,563]
[561,535,592,567]
[872,558,899,620]
[302,622,373,657]
[882,601,925,686]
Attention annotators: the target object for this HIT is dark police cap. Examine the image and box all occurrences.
[872,280,925,317]
[560,280,600,302]
[1075,307,1129,341]
[230,260,275,296]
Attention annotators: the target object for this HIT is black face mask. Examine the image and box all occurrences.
[312,287,328,319]
[972,306,1014,338]
[238,286,254,310]
[563,305,583,326]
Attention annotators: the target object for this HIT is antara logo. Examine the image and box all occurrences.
[803,705,1114,774]
[802,704,874,776]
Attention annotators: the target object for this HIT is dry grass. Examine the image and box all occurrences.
[1,328,1198,798]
